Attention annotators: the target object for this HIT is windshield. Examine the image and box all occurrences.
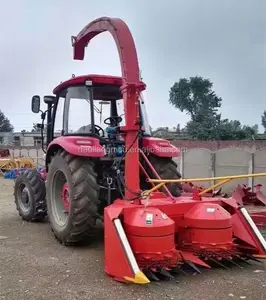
[63,86,125,135]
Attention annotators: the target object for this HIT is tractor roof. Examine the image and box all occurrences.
[53,74,145,101]
[53,74,123,94]
[53,74,123,100]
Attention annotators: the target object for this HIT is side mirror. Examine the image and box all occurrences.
[31,95,41,113]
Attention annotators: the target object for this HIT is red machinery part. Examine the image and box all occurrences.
[61,183,70,212]
[103,197,266,283]
[178,203,233,252]
[46,135,105,161]
[104,204,150,284]
[123,207,179,269]
[141,137,180,158]
[70,16,266,284]
[0,149,10,158]
[231,184,266,229]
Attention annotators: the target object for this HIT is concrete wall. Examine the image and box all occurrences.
[176,147,264,193]
[7,147,266,194]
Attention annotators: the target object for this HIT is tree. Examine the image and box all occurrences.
[169,76,222,120]
[216,119,258,140]
[176,124,181,133]
[251,124,259,134]
[169,76,222,139]
[0,110,14,132]
[169,76,259,140]
[261,110,266,133]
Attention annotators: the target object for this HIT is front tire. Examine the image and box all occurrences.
[46,150,100,245]
[14,169,46,221]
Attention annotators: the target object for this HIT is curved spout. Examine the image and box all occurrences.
[71,17,146,198]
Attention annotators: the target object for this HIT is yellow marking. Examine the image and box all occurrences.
[198,179,231,196]
[253,254,266,259]
[143,172,266,197]
[142,182,165,196]
[124,271,150,284]
[149,172,266,184]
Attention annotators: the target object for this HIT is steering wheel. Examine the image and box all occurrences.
[94,125,105,137]
[104,116,123,126]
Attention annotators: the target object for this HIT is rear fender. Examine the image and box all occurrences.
[45,136,105,166]
[142,137,180,157]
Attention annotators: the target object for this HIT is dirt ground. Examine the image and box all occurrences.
[0,178,265,300]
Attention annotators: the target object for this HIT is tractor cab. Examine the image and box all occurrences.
[31,74,150,156]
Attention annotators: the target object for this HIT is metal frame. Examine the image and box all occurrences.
[146,172,266,197]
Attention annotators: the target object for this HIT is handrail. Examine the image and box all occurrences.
[149,172,266,183]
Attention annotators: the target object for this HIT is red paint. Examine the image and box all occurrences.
[46,136,105,161]
[65,17,266,283]
[142,137,180,157]
[39,169,46,180]
[231,184,266,228]
[182,203,232,229]
[140,150,173,199]
[104,205,135,282]
[178,203,233,252]
[72,17,145,198]
[0,149,10,157]
[53,74,146,102]
[139,161,155,187]
[61,183,70,212]
[249,212,266,230]
[241,184,266,206]
[104,193,266,282]
[53,74,123,95]
[123,207,178,269]
[182,183,266,229]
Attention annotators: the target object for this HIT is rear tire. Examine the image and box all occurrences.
[141,155,182,197]
[14,169,46,221]
[46,150,100,245]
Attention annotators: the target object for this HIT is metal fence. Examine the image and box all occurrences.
[8,147,266,194]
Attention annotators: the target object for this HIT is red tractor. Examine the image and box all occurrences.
[14,17,266,284]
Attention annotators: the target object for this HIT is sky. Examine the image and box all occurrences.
[0,0,265,132]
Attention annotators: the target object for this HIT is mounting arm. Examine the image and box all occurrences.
[72,17,146,198]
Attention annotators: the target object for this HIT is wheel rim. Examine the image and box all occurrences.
[51,170,69,226]
[62,183,70,212]
[17,183,30,213]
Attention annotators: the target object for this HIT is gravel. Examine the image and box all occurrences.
[0,178,265,300]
